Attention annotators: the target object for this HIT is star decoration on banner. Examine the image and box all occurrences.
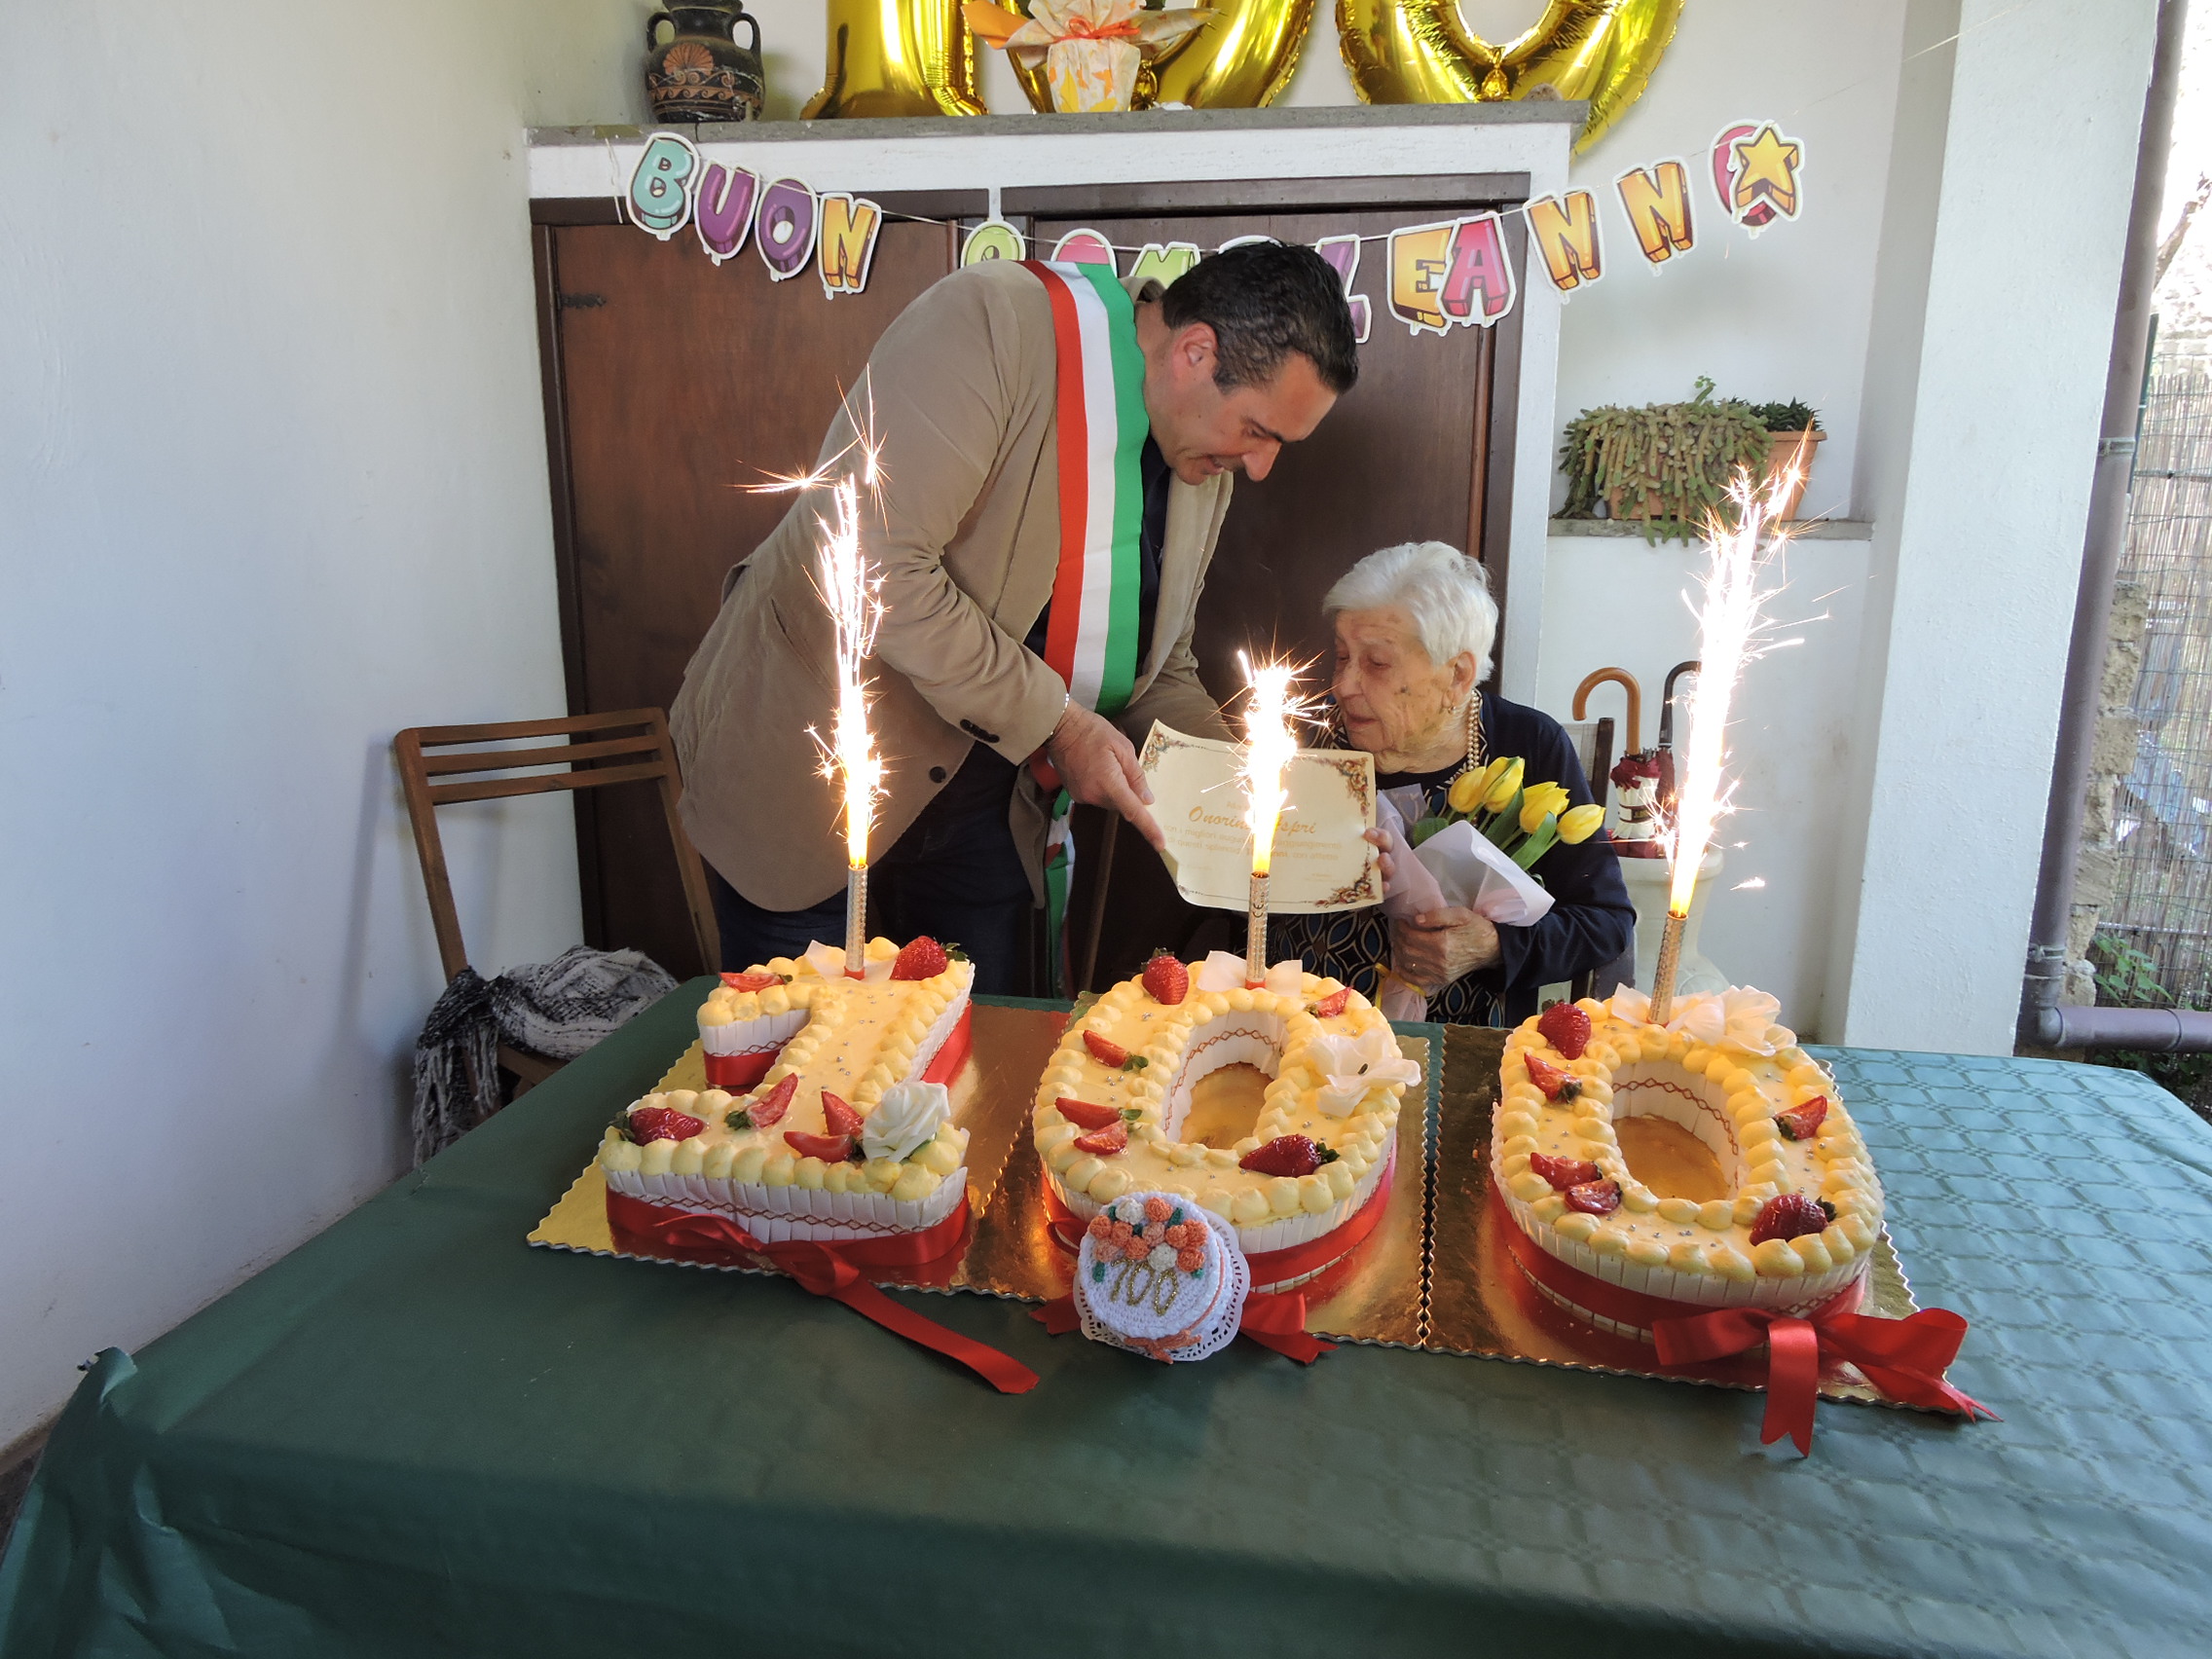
[1729,124,1803,225]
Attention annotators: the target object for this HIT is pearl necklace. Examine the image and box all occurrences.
[1447,692,1487,787]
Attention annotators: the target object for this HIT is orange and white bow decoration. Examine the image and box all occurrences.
[966,0,1214,111]
[964,0,1213,63]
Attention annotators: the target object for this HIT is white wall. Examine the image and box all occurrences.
[1832,0,2156,1052]
[0,3,638,1448]
[1535,531,1872,1036]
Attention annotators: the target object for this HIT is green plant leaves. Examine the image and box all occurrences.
[1558,381,1811,543]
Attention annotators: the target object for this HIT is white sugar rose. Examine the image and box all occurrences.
[860,1080,952,1163]
[1309,1025,1421,1118]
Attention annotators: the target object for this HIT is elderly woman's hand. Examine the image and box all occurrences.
[1391,905,1501,990]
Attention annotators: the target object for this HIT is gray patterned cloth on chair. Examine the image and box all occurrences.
[410,945,676,1163]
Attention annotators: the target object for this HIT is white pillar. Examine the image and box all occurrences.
[1830,0,2157,1052]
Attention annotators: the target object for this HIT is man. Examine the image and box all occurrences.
[673,243,1359,992]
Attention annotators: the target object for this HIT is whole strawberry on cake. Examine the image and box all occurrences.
[1491,985,1884,1337]
[1033,952,1419,1285]
[597,936,975,1244]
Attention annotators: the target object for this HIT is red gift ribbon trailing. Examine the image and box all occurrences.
[606,1187,1038,1394]
[1490,1187,1995,1453]
[1031,1164,1396,1364]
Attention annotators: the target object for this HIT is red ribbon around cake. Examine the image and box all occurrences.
[1029,1165,1395,1364]
[706,1000,975,1091]
[1492,1188,1995,1452]
[606,1189,1039,1394]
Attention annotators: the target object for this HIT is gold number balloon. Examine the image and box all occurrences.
[999,0,1321,112]
[803,0,987,118]
[1335,0,1683,153]
[1155,0,1319,108]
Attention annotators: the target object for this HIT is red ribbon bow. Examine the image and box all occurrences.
[1653,1303,1998,1455]
[607,1191,1039,1394]
[1057,17,1142,40]
[1491,1187,1994,1453]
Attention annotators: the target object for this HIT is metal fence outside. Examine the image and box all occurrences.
[2101,352,2212,1009]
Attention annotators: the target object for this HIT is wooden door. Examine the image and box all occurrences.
[537,176,1527,989]
[536,216,957,977]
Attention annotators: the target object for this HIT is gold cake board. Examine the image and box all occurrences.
[531,1007,1955,1413]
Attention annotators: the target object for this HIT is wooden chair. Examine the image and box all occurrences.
[393,709,719,1095]
[1560,717,1617,812]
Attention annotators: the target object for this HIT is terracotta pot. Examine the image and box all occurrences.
[1762,428,1825,520]
[1603,483,1670,523]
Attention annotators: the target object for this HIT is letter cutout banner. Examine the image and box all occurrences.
[616,122,1802,320]
[1616,158,1696,268]
[696,163,761,264]
[1386,213,1515,337]
[1527,190,1603,294]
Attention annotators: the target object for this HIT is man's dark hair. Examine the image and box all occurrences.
[1160,241,1360,397]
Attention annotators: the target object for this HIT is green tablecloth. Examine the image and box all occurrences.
[4,983,2209,1658]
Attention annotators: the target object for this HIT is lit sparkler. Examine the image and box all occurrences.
[1649,461,1803,1022]
[1238,652,1308,987]
[777,401,888,978]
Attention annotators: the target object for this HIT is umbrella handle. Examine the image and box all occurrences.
[1658,659,1700,750]
[1571,668,1642,756]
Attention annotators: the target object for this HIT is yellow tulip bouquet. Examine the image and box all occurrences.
[1409,756,1605,870]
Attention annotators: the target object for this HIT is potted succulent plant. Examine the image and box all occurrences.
[1747,399,1824,522]
[1559,380,1825,541]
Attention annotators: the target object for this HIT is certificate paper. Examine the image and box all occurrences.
[1138,722,1382,914]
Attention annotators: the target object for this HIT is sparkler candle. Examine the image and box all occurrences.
[1239,653,1302,987]
[814,474,885,978]
[1650,461,1803,1024]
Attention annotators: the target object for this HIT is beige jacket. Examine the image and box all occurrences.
[672,260,1235,911]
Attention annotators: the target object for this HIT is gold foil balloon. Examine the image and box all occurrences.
[803,0,987,118]
[998,0,1319,112]
[1335,0,1683,153]
[1154,0,1321,109]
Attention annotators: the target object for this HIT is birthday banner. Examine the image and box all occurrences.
[620,119,1804,333]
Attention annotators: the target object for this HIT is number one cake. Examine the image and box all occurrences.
[596,936,975,1246]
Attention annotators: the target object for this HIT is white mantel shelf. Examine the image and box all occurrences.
[525,102,1585,202]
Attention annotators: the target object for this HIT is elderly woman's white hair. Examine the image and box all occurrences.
[1322,541,1499,684]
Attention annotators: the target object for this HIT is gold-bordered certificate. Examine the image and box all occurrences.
[1138,721,1381,914]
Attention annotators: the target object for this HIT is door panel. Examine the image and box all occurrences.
[547,220,956,976]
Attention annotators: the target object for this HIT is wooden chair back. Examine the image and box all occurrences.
[392,708,719,992]
[1560,717,1617,811]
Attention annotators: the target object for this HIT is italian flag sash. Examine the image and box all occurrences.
[1024,260,1148,718]
[1022,259,1149,995]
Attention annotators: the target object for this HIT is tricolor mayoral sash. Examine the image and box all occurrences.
[1024,259,1148,719]
[1023,259,1150,993]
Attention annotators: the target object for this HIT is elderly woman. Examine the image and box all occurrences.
[1272,542,1635,1025]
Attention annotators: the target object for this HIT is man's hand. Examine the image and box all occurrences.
[1046,702,1165,851]
[1391,906,1501,990]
